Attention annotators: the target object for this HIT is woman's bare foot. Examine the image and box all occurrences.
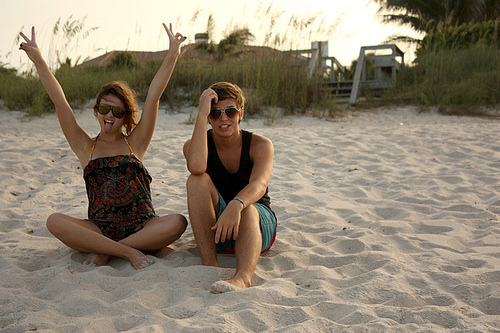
[84,253,111,266]
[127,248,154,270]
[84,248,152,270]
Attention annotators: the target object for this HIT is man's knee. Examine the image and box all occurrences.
[187,173,218,201]
[186,173,211,192]
[241,204,260,222]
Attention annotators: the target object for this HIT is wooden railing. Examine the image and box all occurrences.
[287,42,347,82]
[288,42,404,106]
[349,44,404,105]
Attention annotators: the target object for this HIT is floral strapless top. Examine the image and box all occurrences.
[83,155,156,239]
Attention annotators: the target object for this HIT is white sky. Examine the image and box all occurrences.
[1,0,418,71]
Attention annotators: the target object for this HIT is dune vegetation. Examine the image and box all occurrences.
[0,5,498,117]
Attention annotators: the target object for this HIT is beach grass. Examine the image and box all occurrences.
[0,50,335,117]
[381,43,500,113]
[1,13,499,117]
[3,41,498,117]
[1,9,340,117]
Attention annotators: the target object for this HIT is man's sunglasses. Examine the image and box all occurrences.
[94,104,127,118]
[209,107,240,120]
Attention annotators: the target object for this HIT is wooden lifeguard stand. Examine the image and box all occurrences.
[288,42,404,106]
[349,44,405,105]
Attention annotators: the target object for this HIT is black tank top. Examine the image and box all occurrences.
[207,129,273,213]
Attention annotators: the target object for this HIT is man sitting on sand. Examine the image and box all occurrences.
[183,82,277,293]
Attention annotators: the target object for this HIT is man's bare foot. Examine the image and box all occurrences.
[84,253,111,266]
[211,280,241,293]
[210,278,249,293]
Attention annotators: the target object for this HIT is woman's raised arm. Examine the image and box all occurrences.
[20,27,91,165]
[130,23,186,158]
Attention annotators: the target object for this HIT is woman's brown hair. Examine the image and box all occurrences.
[93,81,139,136]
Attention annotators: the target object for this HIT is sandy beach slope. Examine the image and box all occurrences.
[1,106,499,332]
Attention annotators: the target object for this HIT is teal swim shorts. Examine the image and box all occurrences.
[215,192,277,254]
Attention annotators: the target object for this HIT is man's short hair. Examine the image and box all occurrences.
[210,82,245,110]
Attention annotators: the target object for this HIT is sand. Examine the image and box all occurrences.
[1,105,499,332]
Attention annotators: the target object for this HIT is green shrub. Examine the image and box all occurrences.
[388,43,499,109]
[109,51,139,69]
[417,20,499,59]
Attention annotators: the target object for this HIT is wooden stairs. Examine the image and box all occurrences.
[316,44,405,107]
[289,43,404,107]
[323,80,354,107]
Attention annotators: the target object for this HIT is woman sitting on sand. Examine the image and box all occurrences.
[19,24,187,269]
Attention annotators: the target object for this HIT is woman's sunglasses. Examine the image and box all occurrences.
[94,104,126,118]
[209,107,240,121]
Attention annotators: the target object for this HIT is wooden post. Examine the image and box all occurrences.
[350,47,366,106]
